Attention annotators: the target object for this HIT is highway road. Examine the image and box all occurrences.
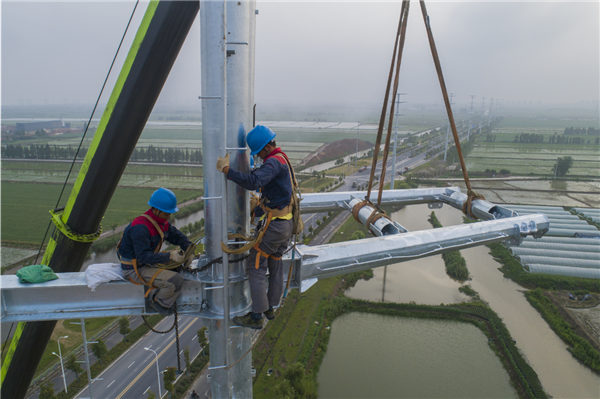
[71,316,203,399]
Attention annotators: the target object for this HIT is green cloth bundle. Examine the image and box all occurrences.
[16,265,58,284]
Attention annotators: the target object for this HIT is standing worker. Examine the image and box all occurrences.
[216,125,295,329]
[118,188,193,316]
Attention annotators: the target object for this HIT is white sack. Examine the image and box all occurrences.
[85,263,125,291]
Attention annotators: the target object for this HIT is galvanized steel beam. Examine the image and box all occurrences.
[1,215,549,323]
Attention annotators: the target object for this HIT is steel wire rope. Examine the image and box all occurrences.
[419,0,484,217]
[2,0,141,365]
[365,0,407,205]
[32,0,140,265]
[376,1,410,207]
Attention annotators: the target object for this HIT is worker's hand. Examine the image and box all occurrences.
[250,193,259,213]
[216,154,230,173]
[169,249,185,263]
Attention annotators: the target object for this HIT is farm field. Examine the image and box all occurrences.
[451,180,600,208]
[0,182,201,246]
[465,136,600,177]
[1,161,204,189]
[1,247,37,268]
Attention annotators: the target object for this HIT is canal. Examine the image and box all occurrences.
[318,203,599,398]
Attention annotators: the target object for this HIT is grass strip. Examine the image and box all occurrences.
[525,288,600,373]
[428,211,470,281]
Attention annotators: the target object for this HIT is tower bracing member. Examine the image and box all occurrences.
[118,188,194,316]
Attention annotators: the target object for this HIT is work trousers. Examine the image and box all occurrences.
[123,266,184,308]
[247,218,293,314]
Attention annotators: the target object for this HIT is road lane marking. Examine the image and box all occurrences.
[115,321,195,399]
[144,386,151,394]
[107,380,115,388]
[128,361,135,368]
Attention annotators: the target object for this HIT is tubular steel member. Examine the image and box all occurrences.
[282,213,550,289]
[0,213,550,323]
[0,2,199,397]
[349,198,407,236]
[200,1,255,397]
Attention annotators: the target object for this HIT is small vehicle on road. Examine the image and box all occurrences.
[358,165,367,172]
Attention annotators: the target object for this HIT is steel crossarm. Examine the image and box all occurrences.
[299,187,519,222]
[285,213,549,287]
[0,214,548,323]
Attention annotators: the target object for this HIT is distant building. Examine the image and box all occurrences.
[16,120,63,132]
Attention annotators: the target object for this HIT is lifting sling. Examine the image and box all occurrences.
[356,0,484,229]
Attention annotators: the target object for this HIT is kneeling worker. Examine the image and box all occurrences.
[118,188,192,316]
[217,125,294,329]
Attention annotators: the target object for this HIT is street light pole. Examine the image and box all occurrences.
[57,335,68,393]
[145,347,162,398]
[52,335,68,394]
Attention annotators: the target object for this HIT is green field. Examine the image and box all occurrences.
[464,135,600,177]
[1,182,202,246]
[1,161,204,188]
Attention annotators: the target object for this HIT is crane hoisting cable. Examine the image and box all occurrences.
[357,0,485,233]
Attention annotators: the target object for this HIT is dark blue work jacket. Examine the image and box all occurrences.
[118,209,191,270]
[226,148,293,215]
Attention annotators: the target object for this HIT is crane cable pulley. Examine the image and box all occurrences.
[356,0,484,229]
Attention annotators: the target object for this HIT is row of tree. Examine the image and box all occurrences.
[1,144,204,164]
[564,127,599,136]
[1,144,88,160]
[513,133,544,143]
[129,145,203,164]
[484,134,497,142]
[548,135,598,145]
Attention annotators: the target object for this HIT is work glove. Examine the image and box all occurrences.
[216,153,230,173]
[169,249,185,263]
[250,192,260,213]
[184,256,194,269]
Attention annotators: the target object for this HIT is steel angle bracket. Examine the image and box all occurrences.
[281,214,549,285]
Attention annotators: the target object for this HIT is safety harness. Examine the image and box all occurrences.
[118,214,195,297]
[221,153,298,269]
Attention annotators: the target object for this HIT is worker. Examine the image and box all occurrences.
[216,125,294,329]
[118,187,192,316]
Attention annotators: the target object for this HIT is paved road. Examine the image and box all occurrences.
[74,316,203,399]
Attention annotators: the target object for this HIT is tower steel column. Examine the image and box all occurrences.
[200,1,255,397]
[0,2,199,397]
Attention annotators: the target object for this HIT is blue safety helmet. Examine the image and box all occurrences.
[247,125,276,156]
[148,188,179,213]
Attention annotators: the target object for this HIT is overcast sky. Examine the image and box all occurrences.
[2,1,598,109]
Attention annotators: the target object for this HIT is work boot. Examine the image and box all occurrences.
[264,308,275,320]
[146,294,174,316]
[232,312,264,330]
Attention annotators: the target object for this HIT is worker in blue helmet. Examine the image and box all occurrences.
[118,188,193,316]
[216,125,295,329]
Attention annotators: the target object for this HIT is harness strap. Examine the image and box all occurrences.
[222,212,274,255]
[119,212,166,296]
[142,214,165,249]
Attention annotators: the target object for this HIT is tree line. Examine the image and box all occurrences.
[513,133,544,143]
[1,144,88,160]
[130,145,202,164]
[1,144,203,164]
[548,135,598,145]
[564,127,599,136]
